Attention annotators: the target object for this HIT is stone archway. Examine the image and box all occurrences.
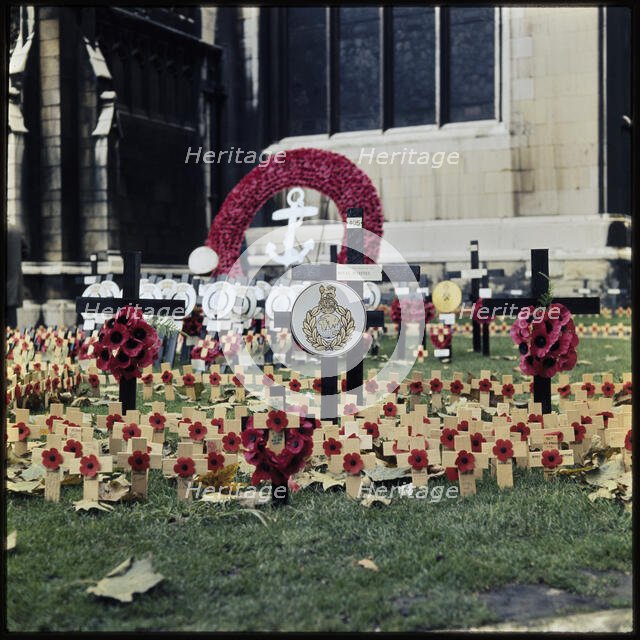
[206,147,383,274]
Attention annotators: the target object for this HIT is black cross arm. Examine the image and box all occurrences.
[481,297,600,315]
[273,309,384,330]
[75,297,186,315]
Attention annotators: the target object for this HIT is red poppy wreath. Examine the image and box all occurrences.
[242,412,315,487]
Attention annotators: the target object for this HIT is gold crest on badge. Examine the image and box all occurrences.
[302,285,355,351]
[432,280,463,313]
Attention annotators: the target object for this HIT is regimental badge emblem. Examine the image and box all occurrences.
[290,281,366,357]
[302,285,355,351]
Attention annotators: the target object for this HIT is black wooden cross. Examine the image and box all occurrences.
[481,249,600,413]
[446,240,505,354]
[273,208,419,420]
[75,251,186,411]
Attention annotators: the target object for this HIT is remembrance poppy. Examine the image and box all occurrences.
[207,451,225,472]
[63,439,83,458]
[182,373,195,387]
[470,432,486,453]
[343,452,364,475]
[149,412,166,431]
[440,428,458,450]
[122,423,141,441]
[541,449,563,469]
[450,379,464,395]
[501,383,515,399]
[408,448,428,471]
[323,438,342,457]
[128,450,150,472]
[174,456,195,477]
[209,372,221,386]
[430,378,443,393]
[383,402,397,417]
[455,450,475,474]
[492,439,514,462]
[572,422,586,444]
[266,410,288,433]
[161,370,173,384]
[363,422,380,439]
[42,448,63,471]
[222,432,240,452]
[188,421,208,441]
[80,454,101,478]
[289,378,302,392]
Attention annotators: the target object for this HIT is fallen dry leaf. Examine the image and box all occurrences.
[7,479,44,494]
[87,556,164,603]
[357,558,379,572]
[99,474,131,502]
[73,500,115,513]
[6,530,17,551]
[21,463,46,481]
[360,495,391,508]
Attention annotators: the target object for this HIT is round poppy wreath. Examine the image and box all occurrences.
[206,147,384,275]
[242,414,315,486]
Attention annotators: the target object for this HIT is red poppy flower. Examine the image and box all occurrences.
[547,430,564,443]
[241,427,266,450]
[289,378,301,392]
[63,439,83,458]
[312,378,322,392]
[209,372,221,386]
[149,412,166,431]
[42,448,63,471]
[188,421,208,441]
[622,381,632,395]
[13,364,22,375]
[510,422,530,441]
[211,417,225,433]
[597,411,614,428]
[528,414,543,425]
[363,421,380,439]
[450,379,464,395]
[266,409,288,432]
[387,381,399,394]
[408,448,428,471]
[572,422,586,443]
[501,383,515,399]
[557,384,572,398]
[122,423,141,441]
[383,402,397,417]
[207,451,225,472]
[492,439,514,462]
[105,413,123,432]
[365,379,378,393]
[222,432,240,452]
[409,380,424,395]
[581,415,592,425]
[343,403,358,416]
[624,429,632,451]
[182,373,195,387]
[16,422,30,441]
[541,449,563,469]
[440,428,458,450]
[478,378,492,393]
[601,382,615,398]
[128,450,150,472]
[80,454,101,478]
[87,374,100,389]
[343,452,364,475]
[455,450,475,474]
[161,370,173,384]
[323,438,342,457]
[142,373,154,385]
[430,378,443,393]
[232,374,245,387]
[341,378,347,392]
[470,431,486,453]
[457,420,470,432]
[581,382,595,398]
[285,432,306,454]
[174,456,195,477]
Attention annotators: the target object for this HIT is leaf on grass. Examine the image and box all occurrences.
[70,397,92,407]
[357,558,379,572]
[579,360,593,366]
[360,494,391,508]
[6,530,17,551]
[74,500,115,513]
[195,463,239,489]
[364,465,410,482]
[87,556,164,603]
[604,355,620,362]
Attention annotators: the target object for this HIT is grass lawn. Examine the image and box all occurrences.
[6,334,633,631]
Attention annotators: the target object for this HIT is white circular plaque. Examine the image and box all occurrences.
[202,281,236,319]
[290,281,366,356]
